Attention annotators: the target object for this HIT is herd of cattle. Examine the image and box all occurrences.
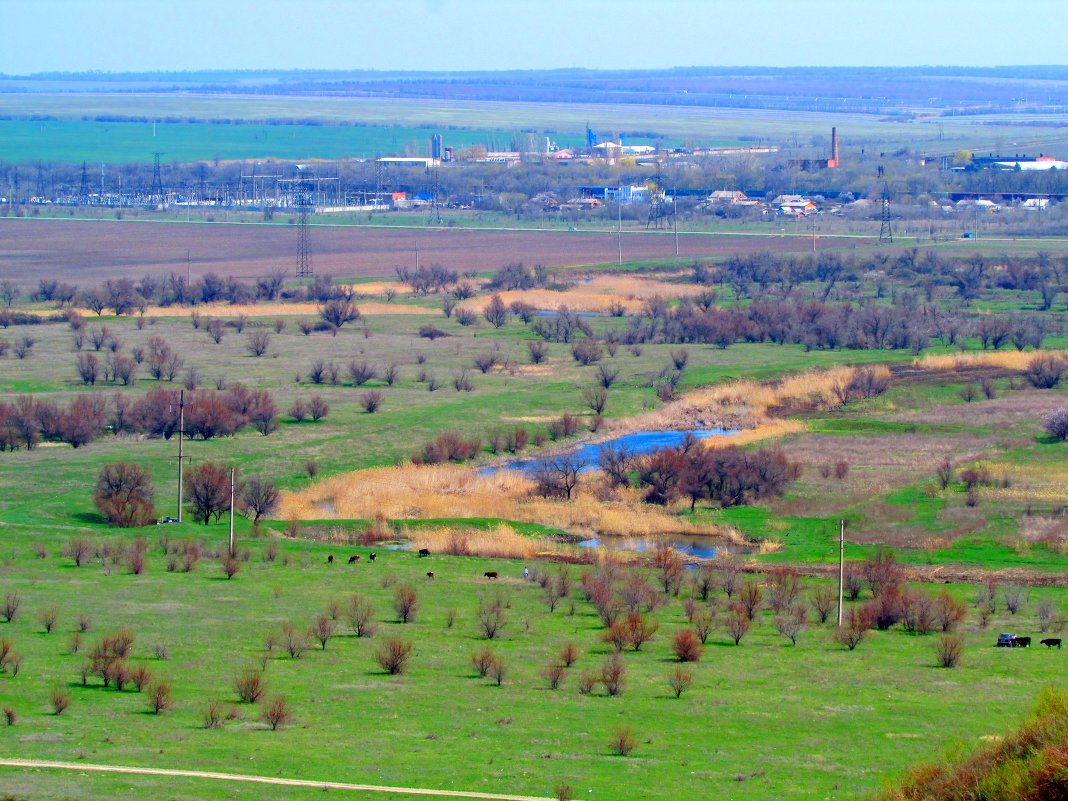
[321,548,503,583]
[997,633,1061,649]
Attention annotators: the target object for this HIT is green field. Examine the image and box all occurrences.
[2,235,1068,800]
[2,528,1067,801]
[6,92,1068,158]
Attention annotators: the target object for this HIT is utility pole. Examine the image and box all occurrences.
[176,390,185,523]
[837,519,845,627]
[228,467,236,557]
[673,185,679,257]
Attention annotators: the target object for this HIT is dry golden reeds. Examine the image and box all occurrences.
[915,349,1067,372]
[403,525,543,560]
[278,463,739,542]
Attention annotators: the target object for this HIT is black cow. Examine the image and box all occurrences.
[327,554,334,564]
[418,548,431,558]
[484,571,498,579]
[1042,638,1062,649]
[369,552,377,562]
[1014,636,1032,648]
[348,554,360,564]
[426,571,435,580]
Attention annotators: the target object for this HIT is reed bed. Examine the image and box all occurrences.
[402,524,545,560]
[630,364,887,432]
[456,274,704,315]
[278,463,739,541]
[915,349,1067,372]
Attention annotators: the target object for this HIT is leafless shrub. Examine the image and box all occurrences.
[610,725,637,756]
[478,600,507,639]
[775,607,807,645]
[725,609,751,645]
[262,695,292,730]
[202,698,224,729]
[65,537,92,567]
[577,670,598,695]
[361,390,383,413]
[1,592,22,623]
[543,662,566,690]
[809,587,836,624]
[559,641,580,668]
[311,614,337,650]
[234,668,266,703]
[668,667,694,698]
[1004,586,1025,615]
[374,637,413,675]
[601,653,626,696]
[394,585,419,623]
[50,687,71,715]
[834,607,869,650]
[38,606,59,634]
[527,340,548,364]
[3,706,15,726]
[936,633,964,667]
[279,622,308,658]
[348,595,377,637]
[77,614,92,633]
[672,628,703,661]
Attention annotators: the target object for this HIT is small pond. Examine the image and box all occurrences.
[484,428,740,476]
[576,535,744,560]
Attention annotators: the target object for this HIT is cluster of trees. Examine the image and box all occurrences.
[21,269,365,317]
[594,436,800,509]
[0,385,282,453]
[611,295,1056,354]
[91,460,278,528]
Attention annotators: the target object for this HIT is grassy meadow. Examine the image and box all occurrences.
[1,251,1068,800]
[2,531,1068,801]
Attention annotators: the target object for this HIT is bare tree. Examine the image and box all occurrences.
[532,454,586,500]
[319,298,360,329]
[246,330,270,357]
[238,476,278,524]
[94,463,156,527]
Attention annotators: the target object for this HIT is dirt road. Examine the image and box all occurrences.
[0,757,548,800]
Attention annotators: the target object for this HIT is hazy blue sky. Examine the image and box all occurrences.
[3,0,1067,74]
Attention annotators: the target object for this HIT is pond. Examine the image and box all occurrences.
[576,535,744,560]
[484,428,740,476]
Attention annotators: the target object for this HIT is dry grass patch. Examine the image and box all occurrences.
[630,364,889,432]
[915,349,1067,372]
[279,463,740,541]
[403,524,545,560]
[456,273,706,314]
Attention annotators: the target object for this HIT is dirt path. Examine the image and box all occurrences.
[0,758,547,801]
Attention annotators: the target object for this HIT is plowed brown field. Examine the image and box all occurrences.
[0,217,857,286]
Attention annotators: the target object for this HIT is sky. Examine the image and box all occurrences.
[3,0,1068,75]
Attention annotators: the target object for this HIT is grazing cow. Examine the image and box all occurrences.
[369,553,377,562]
[1042,638,1062,649]
[484,571,498,579]
[426,571,435,580]
[1014,636,1032,648]
[348,554,360,564]
[418,548,431,558]
[327,554,334,564]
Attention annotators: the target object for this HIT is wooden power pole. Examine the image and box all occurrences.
[837,519,845,627]
[228,467,236,557]
[176,390,185,523]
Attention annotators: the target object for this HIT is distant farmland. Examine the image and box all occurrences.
[0,118,593,166]
[0,217,859,287]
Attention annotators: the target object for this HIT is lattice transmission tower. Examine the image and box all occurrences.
[878,183,893,244]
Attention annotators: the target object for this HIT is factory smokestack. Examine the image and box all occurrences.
[829,127,840,168]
